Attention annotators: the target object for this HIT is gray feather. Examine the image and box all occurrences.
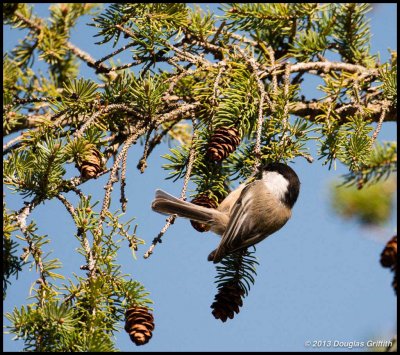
[152,189,219,223]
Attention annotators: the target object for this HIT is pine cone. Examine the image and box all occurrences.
[190,194,218,232]
[207,127,241,162]
[380,236,397,268]
[78,146,103,179]
[380,236,397,295]
[211,283,245,322]
[125,306,155,346]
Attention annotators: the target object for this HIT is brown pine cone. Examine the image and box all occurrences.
[78,146,103,179]
[190,194,218,232]
[124,306,155,346]
[380,236,397,268]
[211,283,245,322]
[207,127,241,162]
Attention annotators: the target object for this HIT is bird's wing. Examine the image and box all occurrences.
[210,182,266,263]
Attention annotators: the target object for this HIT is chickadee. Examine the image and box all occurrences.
[151,163,300,263]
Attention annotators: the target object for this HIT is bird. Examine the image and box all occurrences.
[151,162,300,263]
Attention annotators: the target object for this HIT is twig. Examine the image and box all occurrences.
[278,63,292,160]
[264,45,278,96]
[291,100,396,123]
[137,128,153,174]
[222,29,257,46]
[261,61,376,78]
[139,59,156,78]
[282,63,291,129]
[95,42,136,64]
[144,116,198,259]
[143,216,176,259]
[13,11,41,31]
[210,20,226,44]
[56,194,77,220]
[69,186,85,199]
[63,283,84,304]
[4,107,68,136]
[167,57,187,72]
[16,198,48,286]
[56,194,96,274]
[181,27,225,57]
[73,103,138,138]
[165,41,212,67]
[236,47,267,173]
[106,61,138,72]
[212,61,227,104]
[48,109,70,129]
[92,128,145,276]
[3,133,25,155]
[12,96,56,105]
[14,11,113,78]
[97,104,200,263]
[120,153,128,213]
[371,99,390,144]
[140,119,183,162]
[66,42,112,76]
[351,79,365,117]
[165,68,196,95]
[298,151,314,163]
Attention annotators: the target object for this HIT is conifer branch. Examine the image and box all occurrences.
[282,63,291,129]
[212,61,227,104]
[73,104,139,138]
[3,134,25,155]
[137,119,184,166]
[96,127,147,245]
[65,42,111,76]
[290,101,396,123]
[137,129,153,174]
[13,11,41,31]
[56,194,76,220]
[15,198,48,286]
[210,20,226,44]
[181,26,225,57]
[95,104,199,260]
[13,10,112,77]
[237,46,267,172]
[95,42,136,65]
[278,63,293,160]
[56,194,96,275]
[265,45,278,95]
[261,61,378,79]
[3,4,396,348]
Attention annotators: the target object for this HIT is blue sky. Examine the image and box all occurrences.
[3,3,397,352]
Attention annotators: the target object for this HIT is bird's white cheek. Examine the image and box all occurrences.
[262,172,289,201]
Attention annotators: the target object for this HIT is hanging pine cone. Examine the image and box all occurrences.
[207,126,241,161]
[124,305,155,346]
[380,236,397,295]
[190,194,218,232]
[77,146,103,179]
[211,282,245,322]
[380,235,397,268]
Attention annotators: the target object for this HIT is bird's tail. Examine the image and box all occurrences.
[151,189,219,223]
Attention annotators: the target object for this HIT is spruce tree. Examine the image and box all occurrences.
[3,3,396,350]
